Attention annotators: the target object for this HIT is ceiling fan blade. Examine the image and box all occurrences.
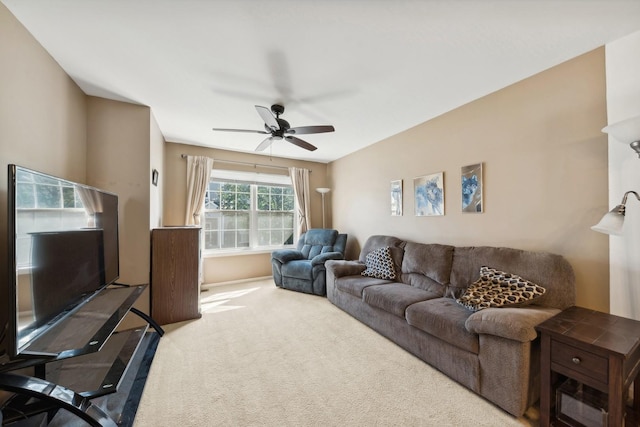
[255,105,279,131]
[287,125,335,135]
[212,128,269,134]
[285,136,317,151]
[255,137,276,152]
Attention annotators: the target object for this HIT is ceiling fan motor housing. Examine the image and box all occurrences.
[265,118,290,137]
[271,104,285,116]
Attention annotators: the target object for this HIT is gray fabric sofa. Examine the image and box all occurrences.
[325,235,575,417]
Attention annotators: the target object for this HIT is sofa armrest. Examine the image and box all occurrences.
[325,260,366,278]
[311,251,345,266]
[272,249,305,263]
[465,306,561,343]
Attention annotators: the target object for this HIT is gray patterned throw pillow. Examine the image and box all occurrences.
[361,246,397,280]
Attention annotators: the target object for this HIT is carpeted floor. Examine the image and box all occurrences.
[133,279,538,426]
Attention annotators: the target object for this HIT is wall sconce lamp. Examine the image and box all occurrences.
[591,191,640,236]
[316,187,331,229]
[602,114,640,157]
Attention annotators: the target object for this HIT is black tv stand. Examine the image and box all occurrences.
[0,284,163,426]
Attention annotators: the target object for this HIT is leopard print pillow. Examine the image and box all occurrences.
[361,246,397,280]
[456,266,546,312]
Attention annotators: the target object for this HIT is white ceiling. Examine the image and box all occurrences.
[4,1,640,163]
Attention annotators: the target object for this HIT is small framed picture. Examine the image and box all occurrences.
[461,163,483,213]
[414,172,444,216]
[152,169,159,186]
[391,179,403,216]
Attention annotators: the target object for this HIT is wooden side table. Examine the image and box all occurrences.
[536,306,640,426]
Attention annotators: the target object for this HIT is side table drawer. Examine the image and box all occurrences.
[551,340,608,384]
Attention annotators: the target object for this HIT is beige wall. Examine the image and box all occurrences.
[150,112,165,229]
[0,3,87,300]
[328,48,609,312]
[86,97,152,285]
[1,5,162,294]
[0,3,87,180]
[163,141,330,283]
[86,97,158,322]
[0,5,87,184]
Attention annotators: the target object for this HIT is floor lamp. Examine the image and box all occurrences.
[316,188,331,228]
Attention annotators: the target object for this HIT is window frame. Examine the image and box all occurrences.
[202,170,297,255]
[14,171,89,268]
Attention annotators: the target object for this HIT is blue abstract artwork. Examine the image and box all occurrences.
[414,172,444,216]
[461,163,483,213]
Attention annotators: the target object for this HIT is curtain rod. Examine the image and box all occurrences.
[180,154,310,172]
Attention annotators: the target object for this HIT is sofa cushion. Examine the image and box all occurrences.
[456,266,546,312]
[335,275,393,298]
[400,242,454,295]
[406,298,479,354]
[359,236,405,274]
[362,246,397,280]
[363,283,439,318]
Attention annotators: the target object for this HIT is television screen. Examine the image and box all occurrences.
[4,165,119,359]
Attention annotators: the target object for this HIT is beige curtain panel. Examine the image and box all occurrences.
[185,155,214,226]
[76,186,104,227]
[289,166,311,235]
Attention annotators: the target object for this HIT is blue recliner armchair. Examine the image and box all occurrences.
[271,229,348,296]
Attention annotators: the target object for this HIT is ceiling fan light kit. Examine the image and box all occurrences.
[212,104,335,152]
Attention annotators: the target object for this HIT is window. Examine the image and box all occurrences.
[202,171,296,251]
[16,168,84,209]
[15,169,87,268]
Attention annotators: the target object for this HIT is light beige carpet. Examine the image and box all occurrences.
[133,279,538,426]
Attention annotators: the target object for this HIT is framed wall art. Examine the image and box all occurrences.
[152,169,159,186]
[461,163,483,213]
[414,172,444,216]
[391,179,403,216]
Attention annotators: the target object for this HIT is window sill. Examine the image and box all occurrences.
[202,246,295,258]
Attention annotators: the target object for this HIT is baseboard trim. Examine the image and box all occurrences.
[202,276,272,289]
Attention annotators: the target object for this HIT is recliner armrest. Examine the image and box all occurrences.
[272,249,305,263]
[310,251,345,266]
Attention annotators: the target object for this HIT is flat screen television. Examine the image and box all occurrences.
[0,165,119,366]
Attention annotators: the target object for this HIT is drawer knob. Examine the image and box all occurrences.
[572,357,581,365]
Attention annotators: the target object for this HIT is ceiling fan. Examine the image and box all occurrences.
[212,104,335,152]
